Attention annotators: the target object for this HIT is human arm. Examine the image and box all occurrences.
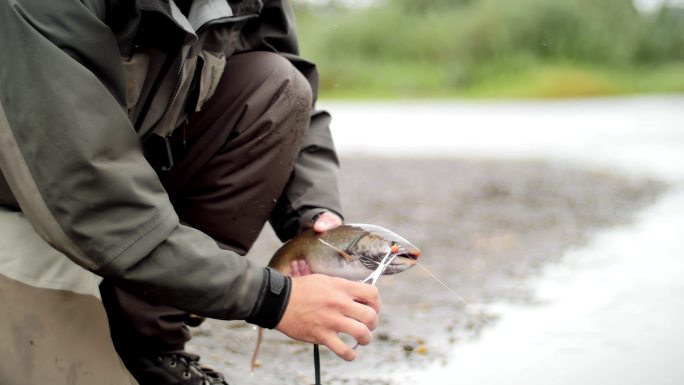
[0,0,283,326]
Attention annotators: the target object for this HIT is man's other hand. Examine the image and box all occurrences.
[274,274,380,361]
[313,211,343,233]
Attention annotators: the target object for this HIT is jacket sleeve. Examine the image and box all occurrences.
[236,0,344,241]
[0,0,287,328]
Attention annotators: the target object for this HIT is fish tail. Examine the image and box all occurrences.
[251,327,264,372]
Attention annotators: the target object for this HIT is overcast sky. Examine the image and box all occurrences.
[633,0,684,11]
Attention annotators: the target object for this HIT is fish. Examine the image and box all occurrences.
[251,223,421,371]
[268,223,421,280]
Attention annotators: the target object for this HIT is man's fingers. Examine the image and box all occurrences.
[319,333,358,361]
[289,260,301,277]
[337,279,381,313]
[335,316,374,346]
[298,260,312,275]
[275,274,383,362]
[313,212,343,233]
[341,300,379,331]
[289,260,312,277]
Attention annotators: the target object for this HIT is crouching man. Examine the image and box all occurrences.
[0,0,379,384]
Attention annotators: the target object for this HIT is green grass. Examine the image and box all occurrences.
[313,61,684,99]
[293,0,684,99]
[462,63,684,99]
[314,60,460,99]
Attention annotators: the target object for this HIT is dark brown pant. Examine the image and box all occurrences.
[100,51,312,353]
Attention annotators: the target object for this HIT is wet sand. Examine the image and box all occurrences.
[188,157,664,385]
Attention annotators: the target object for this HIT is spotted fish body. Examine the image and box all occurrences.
[268,223,421,279]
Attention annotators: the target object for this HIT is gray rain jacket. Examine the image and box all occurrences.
[0,0,341,328]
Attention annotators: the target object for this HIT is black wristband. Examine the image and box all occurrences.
[245,267,292,329]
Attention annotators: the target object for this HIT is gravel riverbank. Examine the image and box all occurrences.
[189,156,664,385]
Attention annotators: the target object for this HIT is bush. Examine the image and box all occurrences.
[293,0,684,97]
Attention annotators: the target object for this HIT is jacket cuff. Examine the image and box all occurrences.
[245,267,291,329]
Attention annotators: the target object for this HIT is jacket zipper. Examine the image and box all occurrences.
[137,13,259,137]
[156,66,184,131]
[154,13,258,128]
[135,52,176,134]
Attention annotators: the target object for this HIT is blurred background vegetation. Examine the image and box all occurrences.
[292,0,684,98]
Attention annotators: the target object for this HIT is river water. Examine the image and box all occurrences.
[322,96,684,385]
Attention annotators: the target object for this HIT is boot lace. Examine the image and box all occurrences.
[160,351,228,385]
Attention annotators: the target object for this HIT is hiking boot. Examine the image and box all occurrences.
[122,350,229,385]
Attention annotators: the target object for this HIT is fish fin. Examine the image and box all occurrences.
[318,238,355,262]
[335,249,355,262]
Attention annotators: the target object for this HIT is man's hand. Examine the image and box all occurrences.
[312,211,343,233]
[275,274,380,361]
[279,210,372,361]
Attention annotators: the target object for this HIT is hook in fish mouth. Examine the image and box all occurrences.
[393,245,421,261]
[356,243,421,275]
[383,248,420,274]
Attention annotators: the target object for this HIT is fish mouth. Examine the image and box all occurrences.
[358,245,422,275]
[385,252,419,274]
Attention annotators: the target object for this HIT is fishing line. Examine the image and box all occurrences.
[317,238,338,251]
[415,261,492,324]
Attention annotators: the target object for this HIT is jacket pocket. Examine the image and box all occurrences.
[195,50,226,112]
[122,52,150,116]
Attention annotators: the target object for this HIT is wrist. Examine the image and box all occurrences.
[245,267,291,329]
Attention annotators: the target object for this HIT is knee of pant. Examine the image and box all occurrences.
[257,52,312,133]
[221,51,313,138]
[260,52,313,106]
[288,65,313,113]
[259,52,311,91]
[286,65,313,136]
